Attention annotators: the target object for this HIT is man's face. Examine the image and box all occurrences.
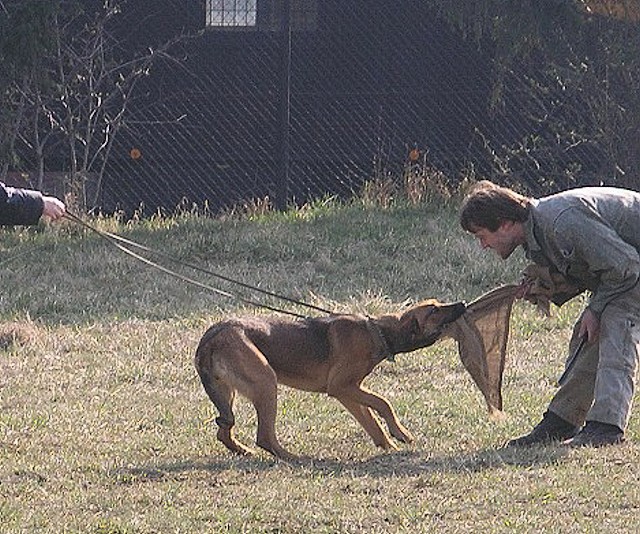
[469,220,523,260]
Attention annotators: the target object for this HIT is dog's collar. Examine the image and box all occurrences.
[366,318,395,362]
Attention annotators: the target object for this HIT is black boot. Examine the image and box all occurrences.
[563,421,625,448]
[505,411,580,448]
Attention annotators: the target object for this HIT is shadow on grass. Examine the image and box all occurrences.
[295,445,572,477]
[117,444,571,482]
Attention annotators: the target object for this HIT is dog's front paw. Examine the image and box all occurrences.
[377,439,399,451]
[391,426,414,444]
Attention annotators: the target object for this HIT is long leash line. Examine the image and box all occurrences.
[63,212,335,319]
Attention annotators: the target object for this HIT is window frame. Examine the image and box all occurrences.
[204,0,318,32]
[205,0,258,29]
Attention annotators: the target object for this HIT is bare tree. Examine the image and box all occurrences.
[2,0,192,211]
[425,0,640,191]
[0,0,55,182]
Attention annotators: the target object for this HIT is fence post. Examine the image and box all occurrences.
[275,0,291,211]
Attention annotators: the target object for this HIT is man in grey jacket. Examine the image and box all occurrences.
[0,182,65,225]
[460,180,640,447]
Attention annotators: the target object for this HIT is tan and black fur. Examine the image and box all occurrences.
[194,299,466,460]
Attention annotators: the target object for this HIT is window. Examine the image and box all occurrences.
[206,0,257,27]
[205,0,318,31]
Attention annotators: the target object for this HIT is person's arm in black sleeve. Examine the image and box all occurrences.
[0,182,45,226]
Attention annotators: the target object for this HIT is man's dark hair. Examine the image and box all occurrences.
[460,180,531,232]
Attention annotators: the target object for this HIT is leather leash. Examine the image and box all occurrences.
[63,211,335,319]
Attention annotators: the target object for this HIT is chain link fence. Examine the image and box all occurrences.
[103,0,498,214]
[4,1,640,215]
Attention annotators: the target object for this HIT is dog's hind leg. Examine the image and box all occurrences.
[243,368,299,462]
[195,355,256,456]
[196,328,298,461]
[336,397,397,450]
[216,335,298,461]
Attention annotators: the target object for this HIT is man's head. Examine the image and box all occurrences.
[460,180,531,259]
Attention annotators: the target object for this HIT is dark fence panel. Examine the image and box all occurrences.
[101,0,498,214]
[5,1,640,214]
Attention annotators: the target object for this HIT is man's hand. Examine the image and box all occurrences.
[41,196,66,221]
[579,308,600,343]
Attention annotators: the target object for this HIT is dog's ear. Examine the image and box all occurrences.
[402,305,434,336]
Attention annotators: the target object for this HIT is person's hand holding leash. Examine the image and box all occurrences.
[41,196,66,221]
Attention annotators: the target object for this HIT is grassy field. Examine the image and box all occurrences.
[1,197,639,533]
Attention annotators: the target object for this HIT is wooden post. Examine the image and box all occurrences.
[276,0,291,211]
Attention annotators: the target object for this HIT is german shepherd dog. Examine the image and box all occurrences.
[194,299,466,460]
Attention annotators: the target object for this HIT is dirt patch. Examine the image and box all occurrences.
[0,322,38,351]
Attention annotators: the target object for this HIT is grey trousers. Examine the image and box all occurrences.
[550,283,640,431]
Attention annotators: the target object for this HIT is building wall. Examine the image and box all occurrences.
[101,1,492,213]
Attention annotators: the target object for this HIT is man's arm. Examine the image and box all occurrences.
[0,183,65,225]
[557,213,640,316]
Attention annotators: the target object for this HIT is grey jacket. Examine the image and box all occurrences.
[523,186,640,316]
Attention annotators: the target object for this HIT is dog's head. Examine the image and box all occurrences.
[395,299,466,352]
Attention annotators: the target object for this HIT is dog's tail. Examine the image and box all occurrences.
[194,322,237,429]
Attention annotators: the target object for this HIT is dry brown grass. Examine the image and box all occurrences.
[1,200,639,533]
